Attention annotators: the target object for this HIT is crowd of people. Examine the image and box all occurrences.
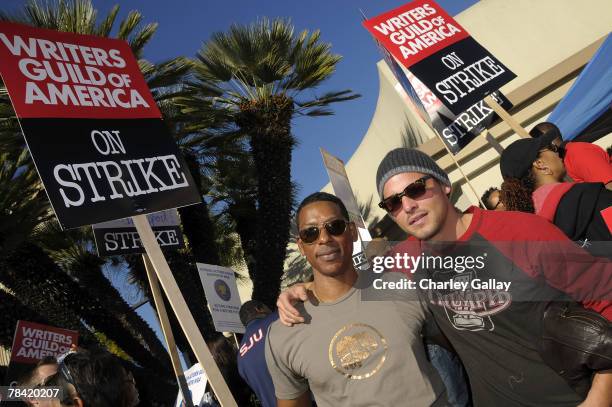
[12,347,139,407]
[237,125,610,407]
[8,123,611,407]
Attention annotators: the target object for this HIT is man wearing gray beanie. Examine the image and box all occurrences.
[375,147,611,407]
[376,148,452,201]
[279,147,612,406]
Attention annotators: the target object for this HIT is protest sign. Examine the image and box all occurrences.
[93,209,184,256]
[320,149,372,268]
[197,264,245,334]
[0,22,200,229]
[174,363,210,407]
[375,40,432,127]
[6,321,78,385]
[405,71,512,154]
[364,0,516,115]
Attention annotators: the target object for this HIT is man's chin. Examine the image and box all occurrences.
[407,224,440,241]
[315,264,347,277]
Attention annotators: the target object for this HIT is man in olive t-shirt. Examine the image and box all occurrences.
[264,192,447,407]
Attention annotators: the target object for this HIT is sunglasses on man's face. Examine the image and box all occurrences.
[378,175,432,213]
[298,219,348,244]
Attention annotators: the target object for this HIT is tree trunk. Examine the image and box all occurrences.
[228,198,258,282]
[238,95,295,308]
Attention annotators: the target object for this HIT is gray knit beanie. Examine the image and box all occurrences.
[376,148,451,199]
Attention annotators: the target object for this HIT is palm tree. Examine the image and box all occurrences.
[209,148,259,278]
[191,18,359,306]
[34,222,173,371]
[0,0,192,155]
[0,0,186,387]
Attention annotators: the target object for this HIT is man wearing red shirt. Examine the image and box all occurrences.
[279,148,611,406]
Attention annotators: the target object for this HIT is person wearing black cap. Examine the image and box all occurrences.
[278,148,612,407]
[499,133,612,258]
[530,122,612,188]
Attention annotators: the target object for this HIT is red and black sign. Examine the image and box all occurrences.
[0,22,200,229]
[364,0,516,115]
[6,321,78,385]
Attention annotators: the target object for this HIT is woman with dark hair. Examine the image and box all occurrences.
[530,122,612,188]
[499,133,611,258]
[41,349,139,407]
[205,334,254,407]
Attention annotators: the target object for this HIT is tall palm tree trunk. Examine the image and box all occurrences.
[228,198,258,281]
[239,96,295,307]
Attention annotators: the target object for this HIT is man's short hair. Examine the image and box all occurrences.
[45,349,136,407]
[481,187,499,210]
[295,192,349,226]
[530,122,560,139]
[239,300,271,326]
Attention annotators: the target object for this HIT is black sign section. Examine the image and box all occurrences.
[19,118,201,229]
[433,91,513,154]
[93,225,184,256]
[409,37,516,115]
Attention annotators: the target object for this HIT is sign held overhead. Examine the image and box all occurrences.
[0,22,201,229]
[364,0,516,115]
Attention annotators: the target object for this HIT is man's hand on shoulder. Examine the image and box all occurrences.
[277,282,311,326]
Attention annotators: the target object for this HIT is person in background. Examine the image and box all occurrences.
[500,134,611,257]
[24,357,59,387]
[480,187,505,211]
[530,122,612,188]
[237,300,278,407]
[16,357,59,407]
[206,334,253,407]
[41,349,139,407]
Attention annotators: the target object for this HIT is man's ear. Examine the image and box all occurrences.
[297,238,305,256]
[74,397,84,407]
[443,184,452,196]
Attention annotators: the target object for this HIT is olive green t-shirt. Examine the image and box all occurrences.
[265,272,447,407]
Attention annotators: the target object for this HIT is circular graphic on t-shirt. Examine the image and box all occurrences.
[214,279,231,301]
[328,323,387,380]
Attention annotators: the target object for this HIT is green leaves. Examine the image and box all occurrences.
[193,18,359,107]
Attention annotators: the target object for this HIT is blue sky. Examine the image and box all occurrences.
[2,0,477,363]
[3,0,478,203]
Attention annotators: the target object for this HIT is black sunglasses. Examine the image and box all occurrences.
[378,175,432,213]
[298,219,348,244]
[540,143,566,159]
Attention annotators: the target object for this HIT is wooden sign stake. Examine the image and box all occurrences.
[132,215,237,407]
[433,130,486,208]
[485,95,530,139]
[142,254,194,407]
[479,130,505,155]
